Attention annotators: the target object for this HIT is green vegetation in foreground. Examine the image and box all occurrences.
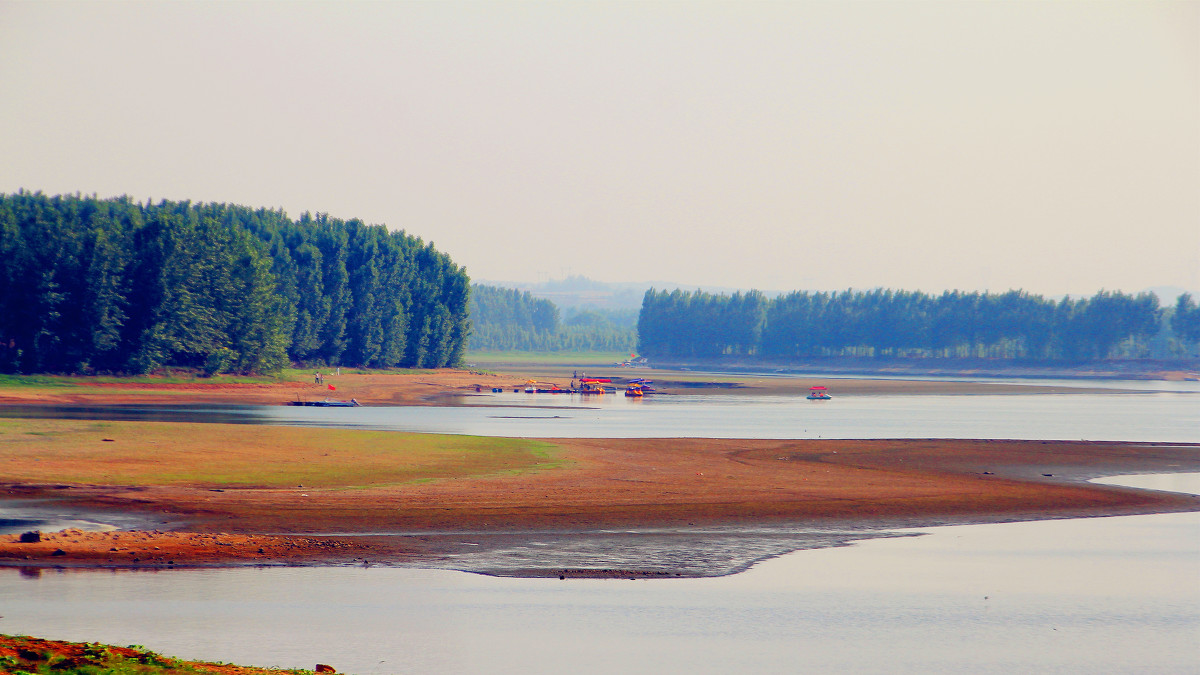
[0,634,325,674]
[0,419,565,488]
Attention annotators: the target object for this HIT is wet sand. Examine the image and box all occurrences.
[3,438,1198,571]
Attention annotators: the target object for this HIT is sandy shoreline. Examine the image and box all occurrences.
[2,368,1198,574]
[3,437,1198,573]
[0,366,1169,409]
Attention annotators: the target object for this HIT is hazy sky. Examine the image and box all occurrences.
[2,1,1196,297]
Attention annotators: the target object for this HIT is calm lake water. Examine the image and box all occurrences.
[2,473,1197,674]
[3,388,1198,442]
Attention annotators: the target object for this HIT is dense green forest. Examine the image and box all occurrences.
[7,191,1195,372]
[0,191,469,374]
[468,284,637,352]
[638,288,1200,362]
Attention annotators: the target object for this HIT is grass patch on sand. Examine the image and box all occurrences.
[0,374,81,389]
[281,367,441,379]
[0,419,564,488]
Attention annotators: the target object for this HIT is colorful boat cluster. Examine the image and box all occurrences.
[498,377,657,397]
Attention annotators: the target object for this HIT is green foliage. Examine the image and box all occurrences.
[637,288,766,358]
[468,284,637,352]
[1171,293,1200,342]
[201,347,237,377]
[1170,293,1200,356]
[0,192,470,374]
[0,374,77,387]
[0,635,324,674]
[640,287,1170,362]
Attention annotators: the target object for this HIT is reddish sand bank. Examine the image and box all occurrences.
[0,529,368,568]
[2,368,1195,568]
[2,438,1197,568]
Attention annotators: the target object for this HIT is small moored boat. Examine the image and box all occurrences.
[806,386,831,400]
[286,398,360,407]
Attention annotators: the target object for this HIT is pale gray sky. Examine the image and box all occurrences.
[2,1,1196,297]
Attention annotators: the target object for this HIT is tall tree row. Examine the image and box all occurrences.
[0,191,470,374]
[468,284,638,352]
[639,287,1174,361]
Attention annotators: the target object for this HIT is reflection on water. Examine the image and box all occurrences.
[1,475,1197,674]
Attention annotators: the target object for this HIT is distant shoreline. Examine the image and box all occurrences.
[640,356,1200,382]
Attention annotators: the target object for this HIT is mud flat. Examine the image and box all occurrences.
[2,368,1197,572]
[2,424,1198,570]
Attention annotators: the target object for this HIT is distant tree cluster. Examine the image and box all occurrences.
[468,284,637,352]
[0,191,469,374]
[469,285,560,350]
[638,287,1187,361]
[1172,294,1200,350]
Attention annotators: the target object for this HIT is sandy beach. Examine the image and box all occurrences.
[1,368,1197,571]
[3,436,1198,569]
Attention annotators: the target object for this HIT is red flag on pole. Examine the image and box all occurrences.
[328,384,336,391]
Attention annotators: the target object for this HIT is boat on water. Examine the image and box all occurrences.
[627,378,656,393]
[286,398,360,407]
[806,386,832,400]
[572,377,614,395]
[624,384,644,397]
[507,377,621,395]
[522,380,572,394]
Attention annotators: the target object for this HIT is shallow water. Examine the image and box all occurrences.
[1,474,1197,674]
[3,388,1197,442]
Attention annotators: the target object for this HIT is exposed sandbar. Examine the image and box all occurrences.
[2,436,1197,568]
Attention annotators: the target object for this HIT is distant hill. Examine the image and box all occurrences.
[479,275,779,311]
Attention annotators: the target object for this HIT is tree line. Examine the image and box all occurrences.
[638,287,1200,361]
[468,284,637,352]
[0,191,469,374]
